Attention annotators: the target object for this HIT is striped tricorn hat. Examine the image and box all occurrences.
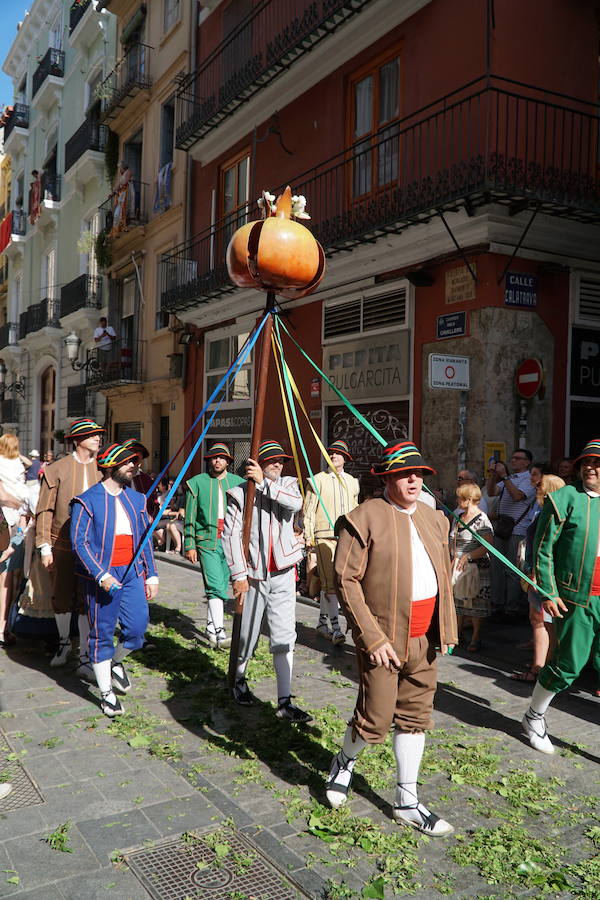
[573,438,600,466]
[65,418,105,440]
[327,439,352,460]
[257,439,292,462]
[205,441,233,461]
[370,440,436,476]
[96,443,142,470]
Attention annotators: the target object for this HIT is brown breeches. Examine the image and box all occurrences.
[50,548,84,615]
[351,635,437,742]
[315,539,337,593]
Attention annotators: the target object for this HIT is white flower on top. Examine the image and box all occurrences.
[257,190,276,216]
[291,194,311,219]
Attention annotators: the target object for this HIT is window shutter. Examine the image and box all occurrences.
[363,288,406,331]
[323,298,361,339]
[578,276,600,323]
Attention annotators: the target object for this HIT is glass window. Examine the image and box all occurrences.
[206,332,252,404]
[350,55,400,198]
[220,152,250,246]
[164,0,180,32]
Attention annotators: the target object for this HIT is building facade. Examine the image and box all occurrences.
[159,0,600,494]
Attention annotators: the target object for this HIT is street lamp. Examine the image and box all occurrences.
[0,360,26,397]
[64,331,99,373]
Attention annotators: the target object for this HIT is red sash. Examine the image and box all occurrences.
[591,555,600,596]
[410,596,436,637]
[111,535,134,566]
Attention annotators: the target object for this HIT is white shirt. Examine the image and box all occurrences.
[385,492,438,601]
[94,325,116,350]
[100,483,158,585]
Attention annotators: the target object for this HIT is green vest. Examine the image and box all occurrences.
[184,471,244,551]
[534,482,600,607]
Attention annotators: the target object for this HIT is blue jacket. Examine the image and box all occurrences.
[70,482,157,583]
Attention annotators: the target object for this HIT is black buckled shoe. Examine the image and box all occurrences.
[232,677,254,706]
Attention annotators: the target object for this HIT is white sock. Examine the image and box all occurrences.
[342,725,367,759]
[274,650,293,702]
[319,591,329,619]
[235,660,248,682]
[394,730,425,809]
[326,592,339,621]
[112,641,131,665]
[529,682,556,717]
[92,659,115,703]
[207,597,224,633]
[78,614,90,663]
[329,726,367,791]
[54,612,71,642]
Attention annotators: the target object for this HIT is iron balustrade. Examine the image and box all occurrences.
[175,0,374,149]
[67,383,95,417]
[85,338,144,389]
[11,210,26,236]
[162,77,600,312]
[60,274,103,318]
[69,0,92,34]
[0,323,18,350]
[19,298,61,339]
[32,48,65,98]
[3,103,29,141]
[100,180,149,232]
[42,172,61,202]
[99,43,152,120]
[65,117,108,171]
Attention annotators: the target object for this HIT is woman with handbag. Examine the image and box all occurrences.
[449,483,494,651]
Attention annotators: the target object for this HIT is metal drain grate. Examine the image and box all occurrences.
[0,730,45,812]
[126,828,309,900]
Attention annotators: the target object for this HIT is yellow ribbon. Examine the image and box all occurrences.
[271,333,304,497]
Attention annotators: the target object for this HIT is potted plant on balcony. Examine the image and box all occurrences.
[94,230,112,270]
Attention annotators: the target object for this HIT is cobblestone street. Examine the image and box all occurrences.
[0,557,598,899]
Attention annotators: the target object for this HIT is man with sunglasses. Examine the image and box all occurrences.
[521,439,600,754]
[486,448,536,623]
[222,439,311,723]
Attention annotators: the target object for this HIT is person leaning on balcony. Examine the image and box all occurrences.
[35,418,104,674]
[94,317,116,351]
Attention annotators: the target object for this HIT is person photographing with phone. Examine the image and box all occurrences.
[93,317,116,351]
[486,449,536,623]
[325,441,457,835]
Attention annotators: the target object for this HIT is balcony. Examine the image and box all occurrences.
[29,175,62,229]
[3,103,29,154]
[11,210,27,237]
[100,180,149,235]
[60,274,103,331]
[99,43,152,123]
[65,117,108,183]
[69,0,92,34]
[67,383,95,417]
[32,48,65,110]
[162,77,600,313]
[0,323,19,351]
[175,0,374,150]
[85,338,144,390]
[19,298,61,340]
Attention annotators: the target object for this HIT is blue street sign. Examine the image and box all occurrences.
[505,271,537,308]
[437,311,467,340]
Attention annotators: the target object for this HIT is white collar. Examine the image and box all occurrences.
[384,488,416,515]
[102,482,123,497]
[72,452,94,465]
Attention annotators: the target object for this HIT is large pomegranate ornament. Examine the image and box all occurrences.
[226,186,325,300]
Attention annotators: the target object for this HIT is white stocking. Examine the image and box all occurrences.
[319,591,329,621]
[529,682,555,716]
[207,597,224,633]
[274,650,293,702]
[328,725,367,794]
[393,730,425,808]
[235,659,248,682]
[92,659,113,700]
[54,612,71,642]
[327,592,339,620]
[112,641,132,665]
[78,614,90,662]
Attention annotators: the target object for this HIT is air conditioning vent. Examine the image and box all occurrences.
[578,276,600,322]
[323,298,361,339]
[363,289,406,331]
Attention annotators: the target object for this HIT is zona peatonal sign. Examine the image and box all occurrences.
[505,271,537,308]
[429,354,470,390]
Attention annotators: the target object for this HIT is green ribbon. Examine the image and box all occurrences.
[276,317,556,603]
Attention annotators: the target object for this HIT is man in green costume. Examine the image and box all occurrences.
[184,442,244,648]
[522,437,600,754]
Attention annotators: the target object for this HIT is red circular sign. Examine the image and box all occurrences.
[515,358,543,398]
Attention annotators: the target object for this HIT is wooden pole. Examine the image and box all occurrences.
[228,292,275,688]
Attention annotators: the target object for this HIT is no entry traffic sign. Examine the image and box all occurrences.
[516,358,543,399]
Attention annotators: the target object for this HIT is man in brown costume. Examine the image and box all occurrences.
[35,418,104,672]
[326,441,457,836]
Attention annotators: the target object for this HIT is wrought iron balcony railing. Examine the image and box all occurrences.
[175,0,374,149]
[65,117,108,171]
[0,322,19,350]
[32,48,65,99]
[42,172,61,202]
[11,210,26,237]
[162,77,600,313]
[70,0,92,34]
[67,383,95,417]
[100,180,149,233]
[19,297,61,339]
[99,42,152,121]
[85,338,144,390]
[3,103,29,141]
[60,274,103,318]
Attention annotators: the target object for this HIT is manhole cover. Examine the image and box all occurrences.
[0,730,45,813]
[126,828,310,900]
